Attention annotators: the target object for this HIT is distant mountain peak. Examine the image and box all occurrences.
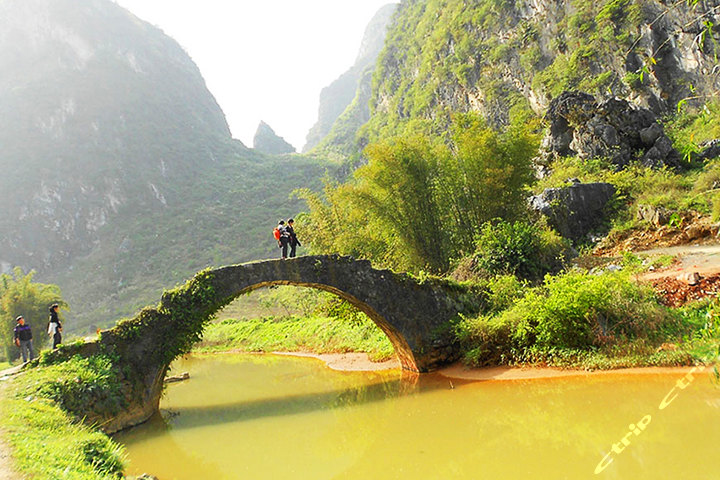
[253,121,296,155]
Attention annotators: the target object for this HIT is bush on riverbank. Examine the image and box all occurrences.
[195,314,395,362]
[0,356,126,479]
[455,270,703,368]
[472,219,567,281]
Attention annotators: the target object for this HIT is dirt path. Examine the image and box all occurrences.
[638,243,720,281]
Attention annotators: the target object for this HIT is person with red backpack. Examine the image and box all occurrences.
[273,220,290,259]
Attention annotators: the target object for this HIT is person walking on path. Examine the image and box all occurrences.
[286,218,302,258]
[13,316,35,363]
[48,303,62,349]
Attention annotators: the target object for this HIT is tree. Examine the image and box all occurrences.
[0,267,67,362]
[436,114,538,256]
[296,114,539,273]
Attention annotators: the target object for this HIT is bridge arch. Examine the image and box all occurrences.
[46,255,479,433]
[224,280,417,371]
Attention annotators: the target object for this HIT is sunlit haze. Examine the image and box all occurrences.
[112,0,398,150]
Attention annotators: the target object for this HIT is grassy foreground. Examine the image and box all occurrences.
[0,356,126,480]
[194,314,396,362]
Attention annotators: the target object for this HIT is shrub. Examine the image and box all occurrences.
[510,271,678,349]
[456,270,684,366]
[485,274,528,312]
[455,313,517,366]
[473,220,566,281]
[13,354,126,418]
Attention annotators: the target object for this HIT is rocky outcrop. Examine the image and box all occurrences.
[697,140,720,162]
[542,92,681,168]
[253,121,295,155]
[303,4,397,153]
[637,204,672,227]
[530,180,616,242]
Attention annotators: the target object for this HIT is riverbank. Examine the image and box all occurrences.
[438,362,706,381]
[221,350,711,381]
[193,315,395,362]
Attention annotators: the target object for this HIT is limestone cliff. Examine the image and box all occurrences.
[323,0,720,157]
[0,0,232,272]
[302,3,397,153]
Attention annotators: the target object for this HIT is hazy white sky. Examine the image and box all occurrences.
[113,0,398,150]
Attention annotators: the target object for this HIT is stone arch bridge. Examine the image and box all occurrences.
[45,255,480,432]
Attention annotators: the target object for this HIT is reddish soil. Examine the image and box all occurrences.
[650,273,720,307]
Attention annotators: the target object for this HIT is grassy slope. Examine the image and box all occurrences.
[0,356,127,480]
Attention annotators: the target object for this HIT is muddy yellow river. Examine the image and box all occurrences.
[115,354,720,479]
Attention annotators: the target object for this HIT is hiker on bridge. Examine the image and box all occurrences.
[13,315,35,363]
[286,218,301,258]
[274,220,290,259]
[48,303,62,349]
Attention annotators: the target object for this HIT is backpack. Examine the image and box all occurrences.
[273,227,281,241]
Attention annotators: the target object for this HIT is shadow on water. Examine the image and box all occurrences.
[122,372,461,439]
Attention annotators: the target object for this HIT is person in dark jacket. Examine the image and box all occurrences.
[48,303,62,349]
[286,219,302,258]
[13,315,35,363]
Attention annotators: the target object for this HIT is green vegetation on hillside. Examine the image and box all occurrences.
[325,0,718,156]
[46,151,330,336]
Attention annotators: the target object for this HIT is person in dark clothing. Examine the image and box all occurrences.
[286,218,302,258]
[277,220,290,259]
[48,303,62,349]
[13,315,35,363]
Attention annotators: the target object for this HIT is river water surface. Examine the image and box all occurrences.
[115,354,720,479]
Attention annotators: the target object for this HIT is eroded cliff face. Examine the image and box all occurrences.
[303,3,397,154]
[0,0,232,273]
[336,0,719,155]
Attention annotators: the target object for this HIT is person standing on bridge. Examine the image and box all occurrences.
[276,219,290,259]
[286,218,301,258]
[13,315,35,363]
